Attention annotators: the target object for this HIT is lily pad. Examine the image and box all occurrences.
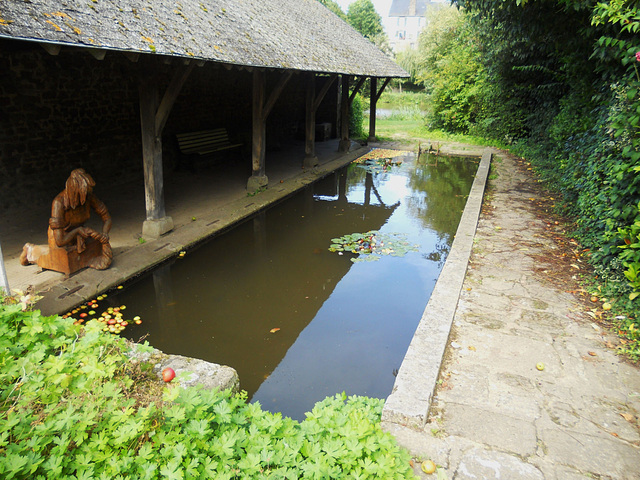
[354,149,408,174]
[329,230,419,262]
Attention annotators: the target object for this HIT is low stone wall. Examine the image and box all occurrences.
[126,343,239,393]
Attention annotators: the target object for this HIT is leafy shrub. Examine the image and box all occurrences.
[0,302,416,479]
[350,93,365,139]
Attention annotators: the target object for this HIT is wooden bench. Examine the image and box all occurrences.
[176,128,242,157]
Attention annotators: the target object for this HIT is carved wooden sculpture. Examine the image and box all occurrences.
[20,169,113,275]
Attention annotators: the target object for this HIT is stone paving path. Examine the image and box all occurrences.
[384,152,640,479]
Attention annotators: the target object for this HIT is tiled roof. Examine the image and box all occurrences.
[0,0,408,77]
[389,0,431,17]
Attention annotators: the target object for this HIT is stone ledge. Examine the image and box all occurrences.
[127,343,239,393]
[382,148,493,428]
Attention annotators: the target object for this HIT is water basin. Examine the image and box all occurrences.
[113,150,478,420]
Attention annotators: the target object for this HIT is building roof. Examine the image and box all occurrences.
[0,0,408,78]
[389,0,431,17]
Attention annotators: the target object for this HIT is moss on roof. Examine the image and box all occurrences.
[0,0,408,77]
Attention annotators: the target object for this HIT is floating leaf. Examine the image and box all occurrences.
[329,231,419,262]
[269,328,280,333]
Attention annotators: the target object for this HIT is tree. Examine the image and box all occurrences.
[316,0,347,21]
[411,6,488,133]
[347,0,384,39]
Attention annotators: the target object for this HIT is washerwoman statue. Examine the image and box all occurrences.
[20,168,113,275]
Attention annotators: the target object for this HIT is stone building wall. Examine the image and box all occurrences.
[0,38,339,212]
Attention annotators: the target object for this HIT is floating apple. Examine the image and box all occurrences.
[162,368,176,382]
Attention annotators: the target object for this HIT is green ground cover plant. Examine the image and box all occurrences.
[0,297,417,479]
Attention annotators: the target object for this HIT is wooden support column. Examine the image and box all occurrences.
[139,62,194,238]
[368,77,391,142]
[304,73,317,167]
[304,73,337,168]
[339,75,351,152]
[339,75,367,152]
[249,69,293,192]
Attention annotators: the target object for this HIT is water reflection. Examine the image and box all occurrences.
[117,152,477,420]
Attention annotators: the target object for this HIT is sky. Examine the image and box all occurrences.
[335,0,393,19]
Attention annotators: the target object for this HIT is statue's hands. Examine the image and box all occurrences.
[95,232,109,244]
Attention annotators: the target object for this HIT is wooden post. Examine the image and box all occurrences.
[305,74,337,168]
[304,73,317,168]
[339,75,351,152]
[249,69,268,192]
[249,69,292,192]
[368,77,378,143]
[368,77,391,143]
[138,62,194,238]
[139,75,170,239]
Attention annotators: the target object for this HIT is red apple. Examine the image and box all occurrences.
[162,368,176,383]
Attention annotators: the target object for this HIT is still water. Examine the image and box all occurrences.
[115,151,478,420]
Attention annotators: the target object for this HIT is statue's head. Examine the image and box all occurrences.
[64,168,96,209]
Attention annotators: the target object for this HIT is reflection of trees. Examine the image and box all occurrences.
[344,162,398,203]
[424,238,450,269]
[406,156,478,241]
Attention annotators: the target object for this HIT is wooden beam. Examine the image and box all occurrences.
[123,52,140,63]
[251,69,267,179]
[312,74,337,112]
[155,61,195,134]
[87,48,107,61]
[369,77,378,142]
[139,75,166,222]
[39,43,61,56]
[369,77,391,142]
[374,77,392,103]
[348,77,366,105]
[262,70,293,121]
[304,73,317,167]
[305,74,338,167]
[249,70,293,190]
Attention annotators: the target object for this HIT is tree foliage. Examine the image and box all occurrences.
[408,0,640,347]
[413,6,488,133]
[412,0,640,347]
[316,0,347,21]
[347,0,384,39]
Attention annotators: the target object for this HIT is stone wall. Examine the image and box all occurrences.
[0,38,340,212]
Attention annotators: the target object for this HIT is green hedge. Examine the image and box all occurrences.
[0,301,416,479]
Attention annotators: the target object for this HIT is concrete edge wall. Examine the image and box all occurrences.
[381,148,492,428]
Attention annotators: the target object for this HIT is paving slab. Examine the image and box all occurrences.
[382,151,640,479]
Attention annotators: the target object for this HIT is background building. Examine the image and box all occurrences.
[387,0,432,51]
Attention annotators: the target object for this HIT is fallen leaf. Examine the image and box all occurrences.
[468,345,476,351]
[269,328,280,333]
[588,351,597,356]
[620,413,635,423]
[610,432,619,437]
